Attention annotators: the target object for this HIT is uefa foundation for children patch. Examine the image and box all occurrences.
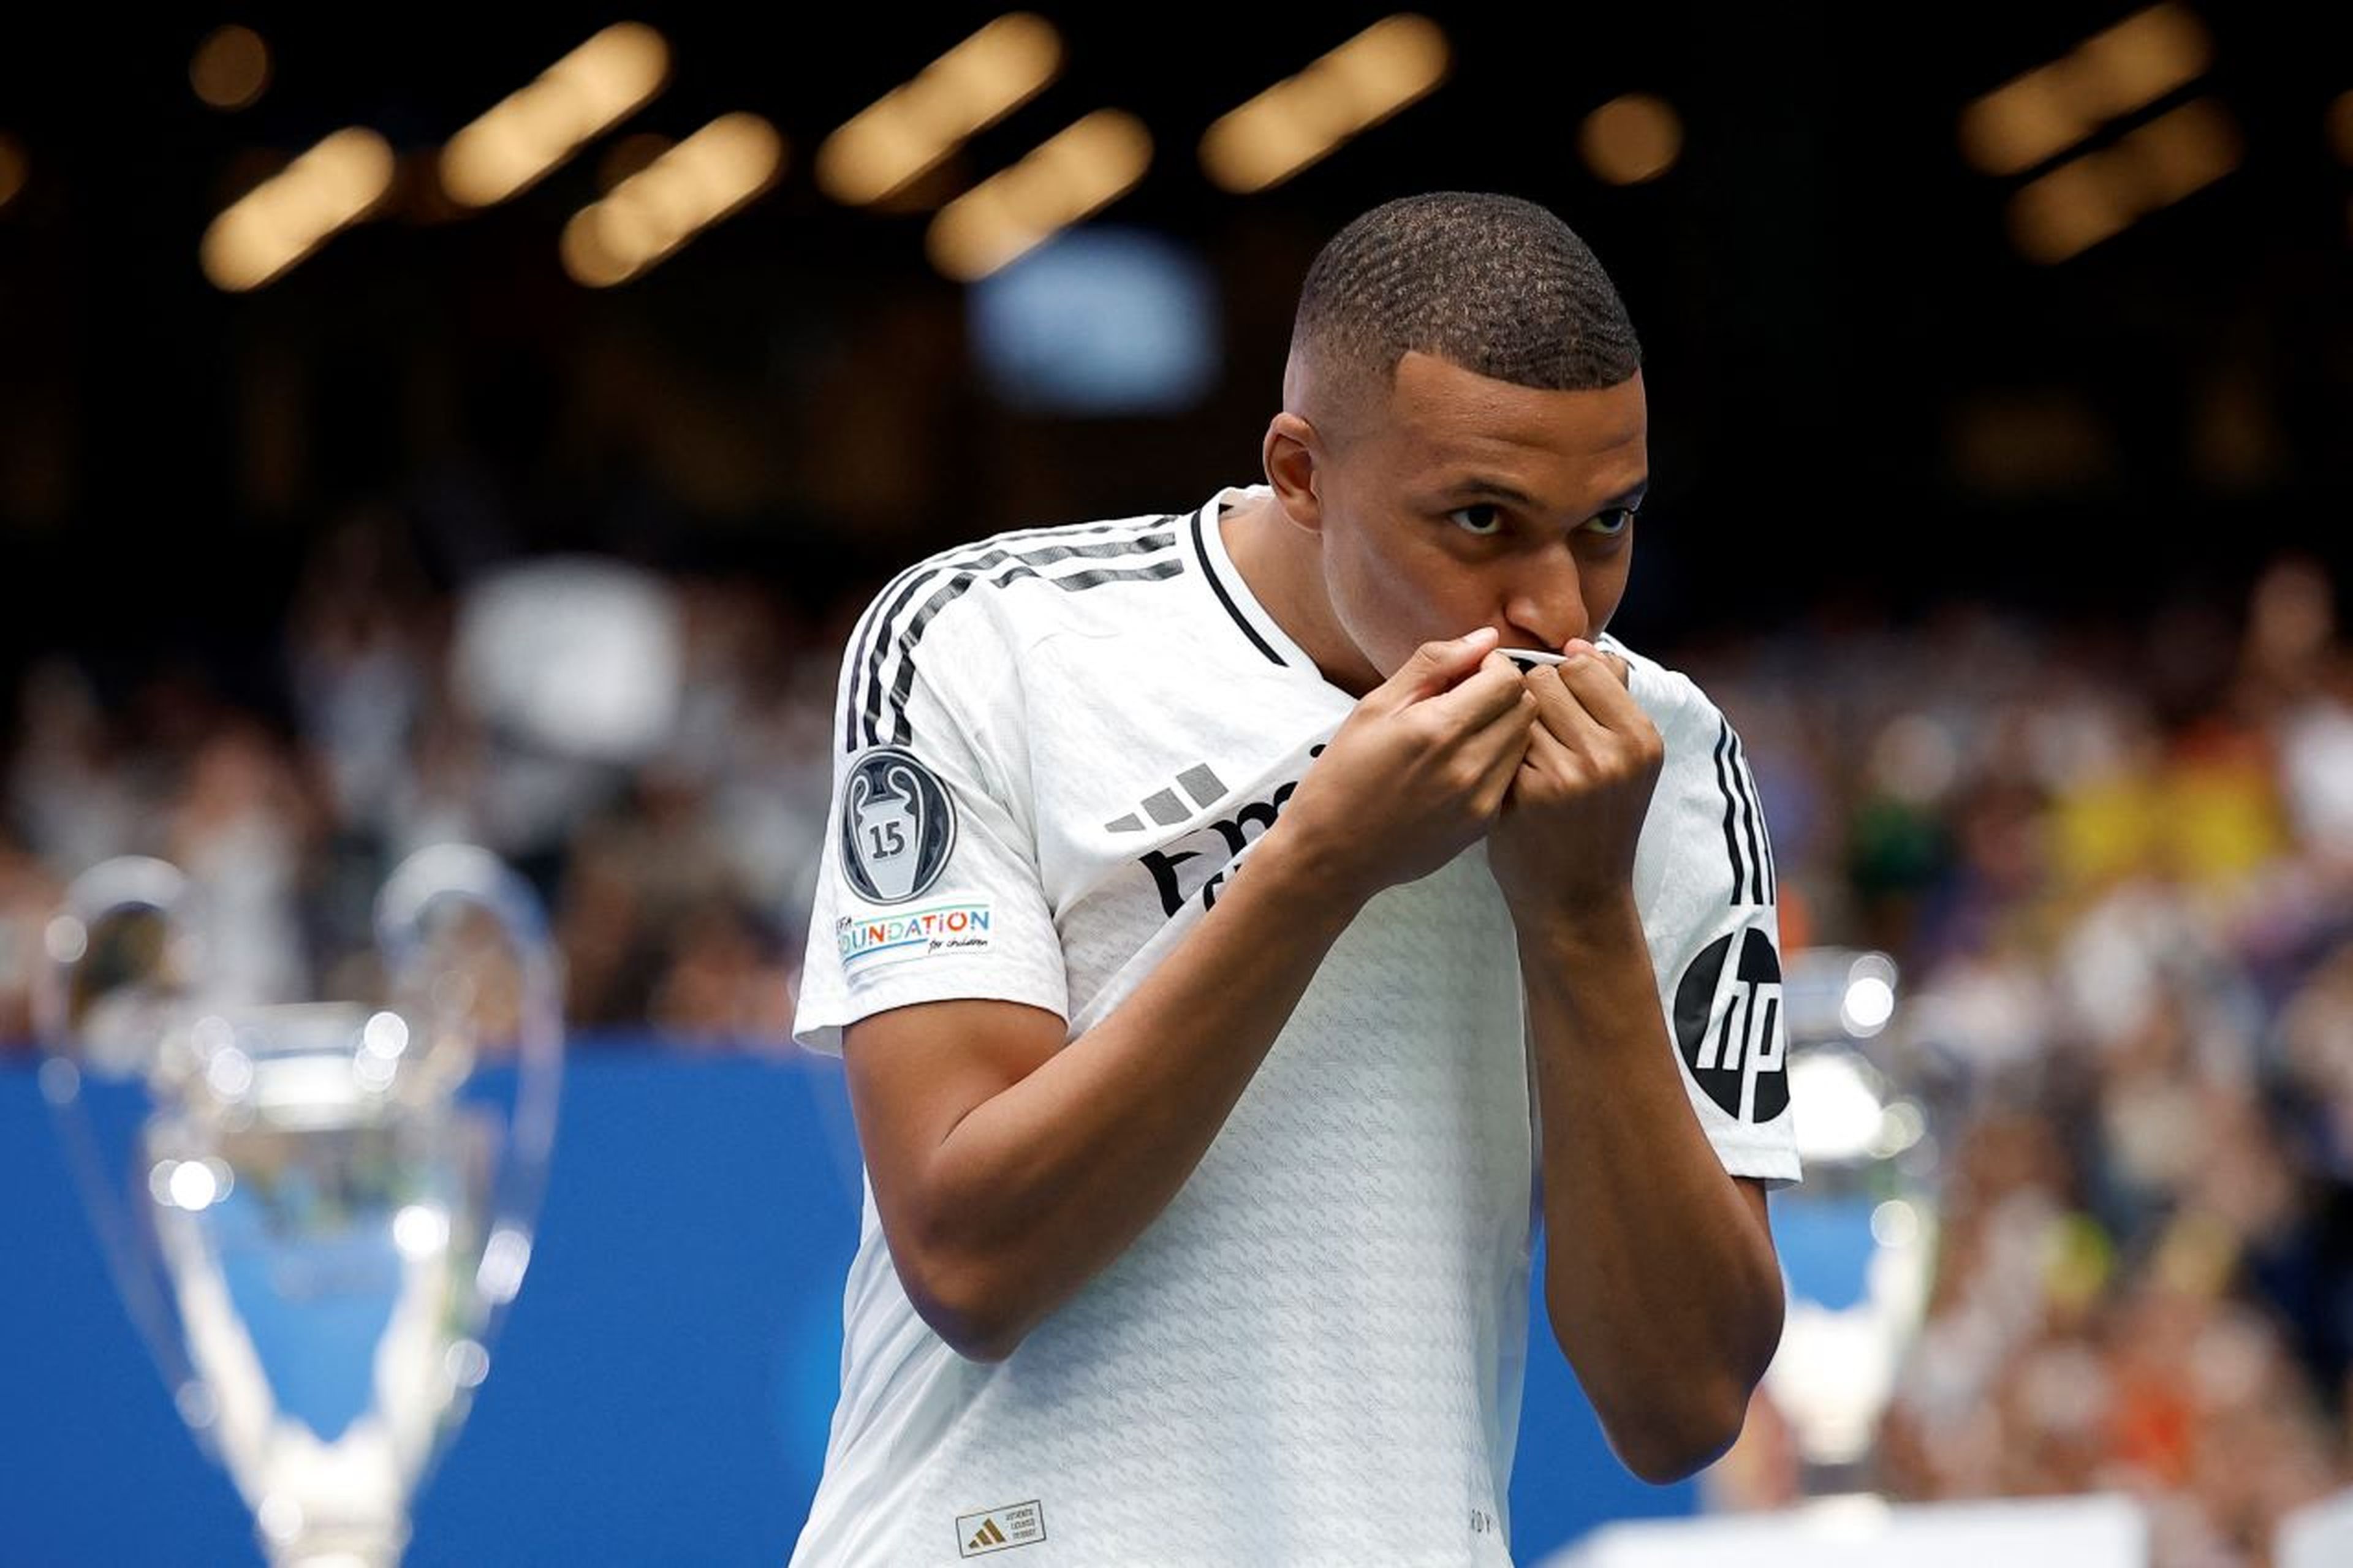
[836,901,993,970]
[841,746,958,904]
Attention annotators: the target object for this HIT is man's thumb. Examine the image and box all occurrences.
[1390,626,1499,700]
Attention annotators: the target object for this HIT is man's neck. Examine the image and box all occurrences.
[1220,490,1382,697]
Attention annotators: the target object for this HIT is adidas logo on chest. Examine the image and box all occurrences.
[1108,749,1327,917]
[1102,763,1231,836]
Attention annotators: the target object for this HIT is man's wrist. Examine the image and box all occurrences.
[1249,818,1377,918]
[1510,887,1645,964]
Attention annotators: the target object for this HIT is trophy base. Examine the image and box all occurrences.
[259,1520,411,1568]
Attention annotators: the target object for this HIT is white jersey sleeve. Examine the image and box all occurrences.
[791,577,1069,1055]
[1612,636,1803,1189]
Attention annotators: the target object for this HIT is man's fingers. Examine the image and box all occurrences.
[1419,651,1528,730]
[1555,642,1642,720]
[1518,708,1574,769]
[1523,663,1612,749]
[1381,627,1502,708]
[1525,646,1646,743]
[1456,683,1540,811]
[1468,697,1539,814]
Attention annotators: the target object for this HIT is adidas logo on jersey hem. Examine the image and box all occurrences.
[955,1499,1046,1556]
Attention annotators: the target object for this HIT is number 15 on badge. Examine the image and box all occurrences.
[843,748,960,906]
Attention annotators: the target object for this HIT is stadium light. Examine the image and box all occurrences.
[1839,953,1900,1037]
[1788,1050,1887,1165]
[191,25,270,112]
[816,13,1063,208]
[925,110,1151,281]
[2006,153,2136,262]
[1199,14,1449,194]
[2131,96,2243,192]
[2007,97,2241,263]
[2069,4,2213,121]
[440,23,669,209]
[559,113,784,287]
[1958,2,2210,176]
[1578,93,1683,186]
[200,127,396,291]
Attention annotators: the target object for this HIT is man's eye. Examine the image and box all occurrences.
[1449,505,1505,536]
[1582,507,1639,539]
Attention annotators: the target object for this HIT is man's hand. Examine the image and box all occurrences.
[1278,627,1538,904]
[1486,638,1663,931]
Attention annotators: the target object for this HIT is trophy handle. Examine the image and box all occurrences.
[32,854,197,1059]
[31,855,215,1452]
[373,843,566,1308]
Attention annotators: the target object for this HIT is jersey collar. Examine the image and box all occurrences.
[1188,484,1324,676]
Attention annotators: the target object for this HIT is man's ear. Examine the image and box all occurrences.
[1262,411,1326,536]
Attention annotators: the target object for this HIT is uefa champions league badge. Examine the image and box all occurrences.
[842,746,958,905]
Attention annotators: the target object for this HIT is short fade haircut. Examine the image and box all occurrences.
[1289,191,1642,432]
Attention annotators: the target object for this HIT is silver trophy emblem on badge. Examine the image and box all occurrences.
[848,762,924,902]
[36,843,564,1568]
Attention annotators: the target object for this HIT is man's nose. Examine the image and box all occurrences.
[1502,550,1591,651]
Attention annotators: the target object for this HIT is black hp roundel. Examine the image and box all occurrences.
[1672,928,1790,1123]
[840,748,958,905]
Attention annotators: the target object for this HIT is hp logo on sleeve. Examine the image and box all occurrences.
[1673,927,1789,1123]
[841,748,958,904]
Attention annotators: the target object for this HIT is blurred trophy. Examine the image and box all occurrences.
[1750,948,1936,1499]
[36,843,564,1568]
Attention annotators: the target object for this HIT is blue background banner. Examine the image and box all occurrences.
[0,1046,1695,1566]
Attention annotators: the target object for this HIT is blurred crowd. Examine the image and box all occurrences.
[0,506,850,1049]
[1691,555,2353,1562]
[6,506,2353,1560]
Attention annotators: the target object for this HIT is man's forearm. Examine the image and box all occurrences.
[1521,893,1784,1482]
[924,824,1363,1356]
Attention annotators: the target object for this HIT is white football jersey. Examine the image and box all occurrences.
[789,483,1800,1567]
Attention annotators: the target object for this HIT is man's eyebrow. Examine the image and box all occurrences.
[1439,475,1651,510]
[1438,477,1538,506]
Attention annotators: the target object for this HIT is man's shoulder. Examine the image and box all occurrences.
[1607,636,1783,916]
[828,507,1200,751]
[853,507,1197,656]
